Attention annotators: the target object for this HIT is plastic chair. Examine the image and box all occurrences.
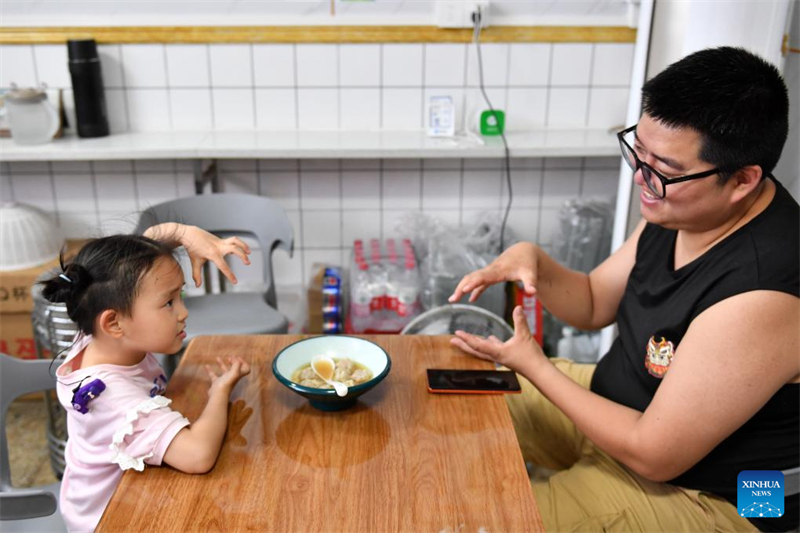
[136,193,294,338]
[0,354,66,531]
[401,303,514,341]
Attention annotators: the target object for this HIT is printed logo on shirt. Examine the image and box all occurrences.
[644,336,674,378]
[149,373,167,397]
[738,470,784,518]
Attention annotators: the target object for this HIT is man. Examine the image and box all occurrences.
[449,47,799,532]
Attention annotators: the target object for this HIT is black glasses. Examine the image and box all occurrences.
[617,124,720,199]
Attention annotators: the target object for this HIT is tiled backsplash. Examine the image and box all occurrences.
[0,40,628,303]
[0,157,620,297]
[0,42,634,133]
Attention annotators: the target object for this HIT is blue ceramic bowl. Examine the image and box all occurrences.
[272,336,391,411]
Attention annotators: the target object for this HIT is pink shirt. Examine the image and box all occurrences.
[56,335,189,532]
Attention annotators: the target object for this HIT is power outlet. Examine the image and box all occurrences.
[435,1,490,29]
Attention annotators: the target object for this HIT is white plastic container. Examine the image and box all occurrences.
[0,202,64,271]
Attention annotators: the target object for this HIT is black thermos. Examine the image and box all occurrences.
[67,39,110,138]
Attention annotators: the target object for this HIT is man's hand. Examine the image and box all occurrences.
[449,305,546,373]
[448,242,539,303]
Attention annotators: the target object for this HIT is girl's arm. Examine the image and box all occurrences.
[162,356,250,474]
[144,223,251,287]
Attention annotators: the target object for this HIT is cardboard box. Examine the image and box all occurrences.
[0,239,86,360]
[0,312,37,360]
[307,265,325,334]
[0,239,86,314]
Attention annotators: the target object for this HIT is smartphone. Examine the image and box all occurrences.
[426,369,522,394]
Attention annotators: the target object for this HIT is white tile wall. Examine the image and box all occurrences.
[297,88,338,130]
[2,46,37,87]
[424,44,466,86]
[121,44,168,88]
[98,45,125,88]
[382,44,424,87]
[2,42,632,135]
[551,44,593,86]
[255,88,297,130]
[340,44,380,87]
[33,45,71,88]
[165,45,210,87]
[253,44,295,87]
[2,155,621,289]
[1,40,630,299]
[382,88,423,130]
[127,89,171,131]
[296,44,338,87]
[508,43,551,86]
[466,43,509,87]
[209,44,253,87]
[212,88,256,130]
[340,88,380,130]
[170,89,213,130]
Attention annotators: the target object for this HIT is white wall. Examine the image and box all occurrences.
[0,5,633,308]
[0,156,620,303]
[774,1,800,200]
[0,0,633,27]
[622,0,799,234]
[0,42,634,135]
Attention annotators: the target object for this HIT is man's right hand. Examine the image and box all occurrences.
[448,242,539,303]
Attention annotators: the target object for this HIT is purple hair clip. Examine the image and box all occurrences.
[71,379,106,414]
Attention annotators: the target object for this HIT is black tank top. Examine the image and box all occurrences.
[591,178,799,532]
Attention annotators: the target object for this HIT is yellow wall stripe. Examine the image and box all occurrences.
[0,25,636,45]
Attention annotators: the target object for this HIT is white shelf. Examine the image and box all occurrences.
[0,129,619,162]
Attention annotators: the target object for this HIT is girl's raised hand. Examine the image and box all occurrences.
[181,226,251,288]
[144,223,252,287]
[205,356,251,397]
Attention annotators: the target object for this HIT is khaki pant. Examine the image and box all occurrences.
[506,359,758,533]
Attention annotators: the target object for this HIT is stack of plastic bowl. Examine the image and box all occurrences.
[0,202,64,271]
[1,202,69,479]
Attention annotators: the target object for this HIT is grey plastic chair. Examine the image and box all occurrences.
[401,303,514,341]
[136,193,294,338]
[0,354,66,531]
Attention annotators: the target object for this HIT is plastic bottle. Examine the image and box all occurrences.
[397,257,421,324]
[384,239,401,323]
[349,261,372,333]
[368,239,387,330]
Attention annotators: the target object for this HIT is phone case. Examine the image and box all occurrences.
[426,369,522,395]
[426,384,521,395]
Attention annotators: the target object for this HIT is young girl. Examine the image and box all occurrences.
[41,224,251,533]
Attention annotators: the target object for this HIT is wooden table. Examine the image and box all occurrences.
[97,335,544,532]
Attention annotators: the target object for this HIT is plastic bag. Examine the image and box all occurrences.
[552,199,614,274]
[395,211,517,318]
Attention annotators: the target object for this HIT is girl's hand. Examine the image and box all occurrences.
[449,306,546,374]
[448,242,539,303]
[205,356,251,397]
[181,225,251,287]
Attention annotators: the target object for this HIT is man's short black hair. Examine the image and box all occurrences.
[642,46,789,181]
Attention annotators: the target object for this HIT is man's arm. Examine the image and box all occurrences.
[535,219,645,331]
[517,289,799,481]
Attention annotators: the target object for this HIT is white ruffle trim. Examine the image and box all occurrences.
[109,395,172,472]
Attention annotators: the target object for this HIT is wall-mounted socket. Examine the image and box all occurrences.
[435,1,490,29]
